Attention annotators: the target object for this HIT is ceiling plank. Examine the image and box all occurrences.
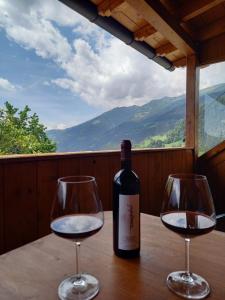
[134,24,156,41]
[196,17,225,41]
[156,43,176,55]
[98,0,125,17]
[200,32,225,65]
[125,0,198,55]
[178,0,225,22]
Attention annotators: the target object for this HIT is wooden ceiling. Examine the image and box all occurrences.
[90,0,225,68]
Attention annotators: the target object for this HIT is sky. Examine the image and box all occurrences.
[0,0,225,130]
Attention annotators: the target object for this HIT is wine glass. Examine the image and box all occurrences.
[50,176,104,300]
[161,174,216,299]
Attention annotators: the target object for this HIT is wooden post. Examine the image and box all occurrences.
[185,54,199,161]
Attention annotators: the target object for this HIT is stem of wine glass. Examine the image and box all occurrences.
[185,238,191,278]
[75,241,81,279]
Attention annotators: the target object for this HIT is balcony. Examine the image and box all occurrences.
[0,147,194,253]
[0,0,225,257]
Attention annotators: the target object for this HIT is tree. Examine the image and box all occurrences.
[136,119,184,149]
[166,119,184,144]
[0,101,56,154]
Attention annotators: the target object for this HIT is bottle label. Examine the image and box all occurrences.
[118,194,140,250]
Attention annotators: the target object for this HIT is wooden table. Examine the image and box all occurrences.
[0,212,225,300]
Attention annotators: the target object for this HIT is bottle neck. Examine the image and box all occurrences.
[121,159,131,170]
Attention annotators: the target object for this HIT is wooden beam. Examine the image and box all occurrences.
[160,0,177,14]
[178,0,225,22]
[98,0,125,17]
[0,165,3,254]
[125,0,198,56]
[196,17,225,41]
[156,43,176,56]
[197,140,225,161]
[200,32,225,65]
[185,55,199,160]
[173,56,186,68]
[134,24,156,41]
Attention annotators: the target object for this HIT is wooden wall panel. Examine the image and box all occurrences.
[148,151,165,215]
[0,165,4,254]
[183,149,194,172]
[133,152,149,214]
[93,156,112,211]
[212,161,225,213]
[146,149,194,215]
[4,162,37,252]
[108,153,120,210]
[58,157,80,177]
[0,148,194,253]
[198,145,225,214]
[80,156,112,210]
[37,161,58,237]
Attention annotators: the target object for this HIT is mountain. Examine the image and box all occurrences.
[48,105,139,151]
[47,83,225,152]
[199,84,225,153]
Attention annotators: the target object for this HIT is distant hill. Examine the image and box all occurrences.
[47,83,225,152]
[199,84,225,153]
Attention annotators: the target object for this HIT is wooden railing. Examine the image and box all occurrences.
[197,140,225,215]
[0,148,194,254]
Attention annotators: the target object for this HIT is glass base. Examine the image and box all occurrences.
[167,271,210,299]
[58,273,99,300]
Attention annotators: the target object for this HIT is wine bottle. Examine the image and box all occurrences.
[113,140,140,258]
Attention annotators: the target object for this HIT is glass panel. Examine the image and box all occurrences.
[199,62,225,155]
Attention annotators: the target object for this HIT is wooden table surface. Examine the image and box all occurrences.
[0,211,225,300]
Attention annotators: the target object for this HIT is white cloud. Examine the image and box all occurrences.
[52,78,78,91]
[54,38,186,108]
[43,81,50,86]
[0,0,187,110]
[0,0,81,27]
[47,122,68,130]
[0,77,15,91]
[200,62,225,89]
[0,1,72,64]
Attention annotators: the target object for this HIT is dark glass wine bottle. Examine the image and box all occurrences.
[113,140,140,258]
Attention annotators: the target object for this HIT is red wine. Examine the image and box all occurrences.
[51,215,103,240]
[113,140,140,258]
[161,211,216,237]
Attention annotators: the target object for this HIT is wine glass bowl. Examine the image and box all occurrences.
[161,174,216,299]
[51,176,104,300]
